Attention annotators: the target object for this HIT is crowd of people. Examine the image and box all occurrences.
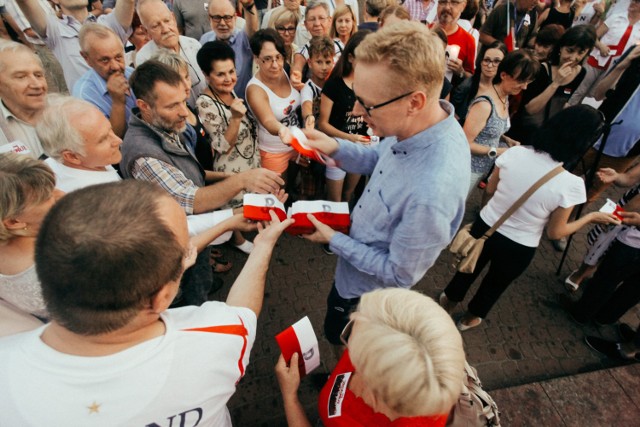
[0,0,639,424]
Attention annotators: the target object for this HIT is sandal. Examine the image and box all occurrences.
[564,270,580,292]
[210,248,224,259]
[210,258,233,274]
[456,314,482,331]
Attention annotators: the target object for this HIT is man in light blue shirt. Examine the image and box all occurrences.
[73,23,136,138]
[200,0,258,97]
[286,21,470,345]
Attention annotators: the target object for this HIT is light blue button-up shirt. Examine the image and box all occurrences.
[200,28,253,98]
[72,67,136,123]
[330,101,470,298]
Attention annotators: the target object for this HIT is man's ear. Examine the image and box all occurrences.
[150,282,179,313]
[137,98,151,116]
[407,91,427,116]
[61,150,83,166]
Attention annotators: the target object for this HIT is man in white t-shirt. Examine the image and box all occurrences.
[0,179,292,426]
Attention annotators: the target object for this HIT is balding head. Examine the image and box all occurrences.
[207,0,237,40]
[137,0,180,51]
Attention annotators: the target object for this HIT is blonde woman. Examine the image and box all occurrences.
[269,8,300,66]
[0,153,63,326]
[331,5,357,46]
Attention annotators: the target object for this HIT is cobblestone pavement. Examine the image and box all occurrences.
[209,186,639,426]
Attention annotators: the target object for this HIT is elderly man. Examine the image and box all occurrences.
[403,0,438,24]
[0,40,47,159]
[480,0,537,50]
[287,21,470,344]
[0,179,291,425]
[121,61,284,305]
[200,0,258,96]
[16,0,134,90]
[73,23,136,138]
[136,0,206,106]
[436,0,475,82]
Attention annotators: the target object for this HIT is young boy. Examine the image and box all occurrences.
[295,36,335,200]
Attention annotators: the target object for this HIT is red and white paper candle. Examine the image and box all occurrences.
[600,198,625,221]
[243,194,287,222]
[289,127,327,164]
[286,200,350,235]
[275,316,320,377]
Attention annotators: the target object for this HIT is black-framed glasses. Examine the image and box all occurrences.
[340,319,354,346]
[209,14,234,23]
[259,54,284,64]
[353,87,415,117]
[276,26,297,34]
[438,0,466,5]
[481,58,502,66]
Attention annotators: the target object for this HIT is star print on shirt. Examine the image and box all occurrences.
[87,401,101,414]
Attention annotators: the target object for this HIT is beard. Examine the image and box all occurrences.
[151,114,187,135]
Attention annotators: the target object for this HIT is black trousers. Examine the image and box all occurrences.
[445,219,537,319]
[572,239,640,324]
[323,283,360,345]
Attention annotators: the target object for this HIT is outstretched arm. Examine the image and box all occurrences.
[226,211,294,315]
[15,0,47,38]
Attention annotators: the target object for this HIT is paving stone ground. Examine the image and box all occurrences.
[208,185,639,426]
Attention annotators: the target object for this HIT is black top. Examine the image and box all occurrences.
[322,77,369,136]
[541,7,574,30]
[188,105,214,171]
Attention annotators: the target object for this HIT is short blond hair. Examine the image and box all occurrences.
[78,23,122,54]
[269,8,299,29]
[354,21,444,98]
[348,288,464,417]
[0,153,55,243]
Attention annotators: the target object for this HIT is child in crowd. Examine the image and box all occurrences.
[298,36,335,199]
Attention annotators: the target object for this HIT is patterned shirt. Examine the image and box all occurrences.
[402,0,438,23]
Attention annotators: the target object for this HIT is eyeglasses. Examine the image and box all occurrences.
[306,16,328,23]
[259,54,284,64]
[353,86,415,117]
[340,319,354,346]
[276,26,297,34]
[438,0,466,5]
[209,14,234,23]
[481,58,502,66]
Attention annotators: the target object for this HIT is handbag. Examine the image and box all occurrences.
[450,165,565,274]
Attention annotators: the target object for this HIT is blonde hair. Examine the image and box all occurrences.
[348,288,465,417]
[150,49,189,74]
[269,7,299,29]
[0,153,55,243]
[354,21,445,98]
[330,5,357,39]
[378,5,410,26]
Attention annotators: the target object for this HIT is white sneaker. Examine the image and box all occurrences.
[234,240,254,254]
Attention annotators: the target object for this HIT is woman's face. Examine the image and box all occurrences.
[480,48,504,79]
[178,66,192,99]
[559,45,589,66]
[275,20,297,46]
[335,13,354,37]
[257,41,284,77]
[499,71,532,95]
[207,59,237,95]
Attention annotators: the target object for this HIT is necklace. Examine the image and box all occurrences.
[493,84,508,108]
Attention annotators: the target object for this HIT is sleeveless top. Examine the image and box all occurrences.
[469,95,510,174]
[0,265,48,319]
[541,7,574,30]
[247,73,301,153]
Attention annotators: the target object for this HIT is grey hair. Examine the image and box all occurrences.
[150,49,188,74]
[305,0,330,19]
[0,39,42,73]
[37,95,89,161]
[78,23,122,53]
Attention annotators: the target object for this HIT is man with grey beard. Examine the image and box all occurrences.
[120,61,284,306]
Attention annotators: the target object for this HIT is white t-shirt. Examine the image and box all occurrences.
[247,74,300,153]
[0,302,256,426]
[480,146,586,247]
[45,158,121,193]
[301,79,322,104]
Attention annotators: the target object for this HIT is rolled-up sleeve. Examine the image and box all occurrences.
[132,157,198,214]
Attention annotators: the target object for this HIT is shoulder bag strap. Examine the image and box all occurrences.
[483,164,565,238]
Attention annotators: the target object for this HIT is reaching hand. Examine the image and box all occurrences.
[301,213,337,244]
[242,168,285,194]
[596,167,619,184]
[226,213,259,233]
[254,209,294,248]
[619,211,640,226]
[587,211,621,225]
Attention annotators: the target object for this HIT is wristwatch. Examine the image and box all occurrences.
[487,147,497,159]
